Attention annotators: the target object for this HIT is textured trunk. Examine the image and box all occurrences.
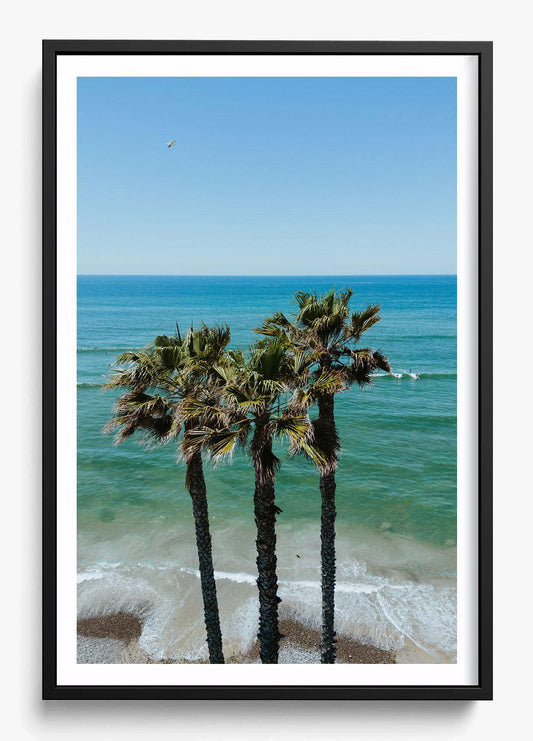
[187,451,225,664]
[253,426,281,664]
[318,392,337,664]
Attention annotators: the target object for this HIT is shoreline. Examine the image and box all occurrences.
[77,611,396,664]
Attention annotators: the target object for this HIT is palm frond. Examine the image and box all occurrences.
[254,311,294,338]
[103,391,176,446]
[153,334,182,348]
[309,370,346,398]
[153,345,185,371]
[251,443,282,480]
[344,348,391,387]
[347,304,381,341]
[180,396,223,421]
[372,349,391,373]
[104,348,169,392]
[307,416,340,471]
[291,350,314,377]
[273,413,310,442]
[224,384,261,407]
[275,410,339,472]
[292,438,332,470]
[182,426,243,461]
[290,387,313,412]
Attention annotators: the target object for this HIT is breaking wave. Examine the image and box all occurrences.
[77,555,456,663]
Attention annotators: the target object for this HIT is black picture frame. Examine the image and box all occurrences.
[42,39,493,701]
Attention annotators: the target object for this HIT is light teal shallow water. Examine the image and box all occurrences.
[77,275,457,661]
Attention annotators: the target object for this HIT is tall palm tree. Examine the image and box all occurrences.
[183,339,328,664]
[257,289,391,663]
[104,324,230,664]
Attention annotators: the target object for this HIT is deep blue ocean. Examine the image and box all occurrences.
[77,275,457,662]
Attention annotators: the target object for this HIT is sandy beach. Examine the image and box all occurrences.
[77,611,396,665]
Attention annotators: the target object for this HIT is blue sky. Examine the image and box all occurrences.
[77,77,456,275]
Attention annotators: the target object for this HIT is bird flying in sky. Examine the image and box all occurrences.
[167,140,176,148]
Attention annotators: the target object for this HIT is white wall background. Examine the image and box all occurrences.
[1,1,529,737]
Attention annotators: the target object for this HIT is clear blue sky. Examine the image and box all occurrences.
[77,77,456,275]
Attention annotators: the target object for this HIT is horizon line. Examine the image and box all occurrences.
[77,273,457,278]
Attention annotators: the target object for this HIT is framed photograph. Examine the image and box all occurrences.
[43,40,492,700]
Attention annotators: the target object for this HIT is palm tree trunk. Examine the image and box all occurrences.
[318,392,337,664]
[252,430,281,664]
[187,451,225,664]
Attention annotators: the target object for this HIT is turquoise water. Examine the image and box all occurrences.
[77,275,457,661]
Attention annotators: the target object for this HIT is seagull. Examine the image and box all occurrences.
[167,140,176,148]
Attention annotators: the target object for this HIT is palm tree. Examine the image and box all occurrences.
[183,339,327,664]
[104,324,231,664]
[257,289,390,663]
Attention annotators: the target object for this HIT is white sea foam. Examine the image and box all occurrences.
[77,535,457,663]
[77,570,104,584]
[181,567,257,586]
[182,568,385,595]
[371,371,456,379]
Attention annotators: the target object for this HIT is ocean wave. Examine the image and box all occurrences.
[371,372,456,380]
[77,347,134,354]
[77,560,456,662]
[385,334,456,341]
[354,413,456,425]
[184,568,385,594]
[181,567,256,585]
[77,374,456,389]
[77,570,104,583]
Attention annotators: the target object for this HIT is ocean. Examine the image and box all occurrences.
[77,275,457,662]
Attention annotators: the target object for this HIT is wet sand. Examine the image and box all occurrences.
[78,612,143,642]
[77,611,396,664]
